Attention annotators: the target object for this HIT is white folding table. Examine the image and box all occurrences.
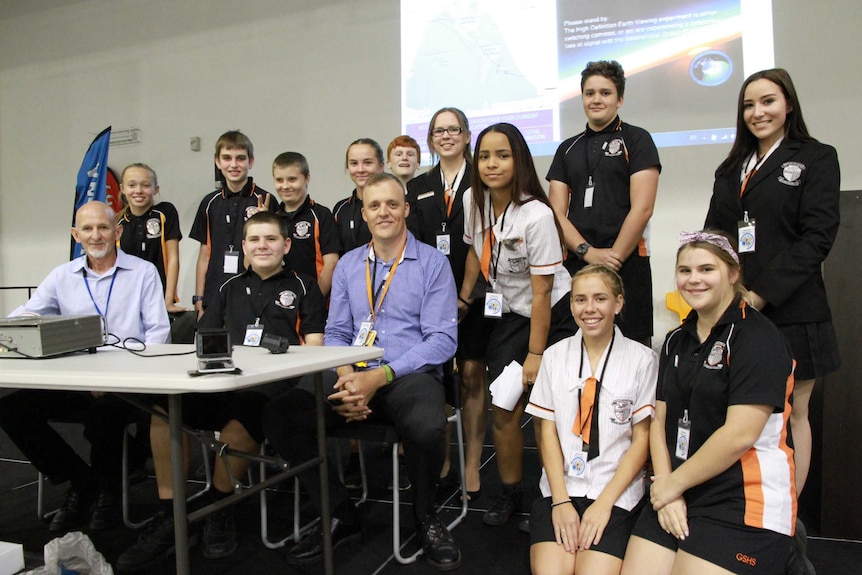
[0,343,383,575]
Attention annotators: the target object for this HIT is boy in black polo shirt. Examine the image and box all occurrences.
[546,61,661,345]
[273,152,340,298]
[190,130,278,317]
[117,212,325,570]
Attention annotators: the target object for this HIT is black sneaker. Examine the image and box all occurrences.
[116,514,197,572]
[202,508,238,559]
[418,514,461,571]
[284,517,362,565]
[482,483,523,526]
[49,487,92,532]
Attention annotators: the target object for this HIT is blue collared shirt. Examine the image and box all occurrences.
[325,232,457,377]
[10,249,171,344]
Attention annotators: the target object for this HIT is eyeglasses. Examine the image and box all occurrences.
[431,126,463,137]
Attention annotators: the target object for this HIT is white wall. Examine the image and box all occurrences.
[1,0,860,343]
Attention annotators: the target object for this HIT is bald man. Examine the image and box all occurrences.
[0,201,169,532]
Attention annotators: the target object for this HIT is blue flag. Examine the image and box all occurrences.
[71,126,112,259]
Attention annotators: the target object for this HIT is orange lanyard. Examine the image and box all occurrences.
[365,239,407,323]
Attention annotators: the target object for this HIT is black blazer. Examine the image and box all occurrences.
[705,139,840,324]
[406,163,473,288]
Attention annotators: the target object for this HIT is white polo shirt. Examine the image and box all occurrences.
[462,189,570,316]
[526,326,657,511]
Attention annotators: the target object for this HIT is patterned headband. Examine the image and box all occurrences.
[678,231,740,264]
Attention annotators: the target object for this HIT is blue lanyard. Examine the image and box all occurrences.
[82,267,117,318]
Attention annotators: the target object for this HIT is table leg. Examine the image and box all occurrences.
[315,371,333,575]
[169,395,190,575]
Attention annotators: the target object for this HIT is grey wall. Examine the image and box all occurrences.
[1,0,860,341]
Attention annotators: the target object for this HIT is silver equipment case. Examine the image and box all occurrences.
[0,315,106,358]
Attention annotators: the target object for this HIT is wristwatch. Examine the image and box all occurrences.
[575,242,591,260]
[192,295,204,304]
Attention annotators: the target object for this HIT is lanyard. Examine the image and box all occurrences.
[575,330,615,457]
[479,200,512,283]
[740,138,783,197]
[246,272,277,323]
[440,161,466,219]
[585,118,623,182]
[82,267,117,318]
[365,239,407,323]
[224,183,256,251]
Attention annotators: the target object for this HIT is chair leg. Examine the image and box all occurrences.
[259,443,316,549]
[122,424,151,529]
[448,408,469,528]
[391,441,422,564]
[36,471,46,521]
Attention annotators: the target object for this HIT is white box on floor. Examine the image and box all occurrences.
[0,541,24,575]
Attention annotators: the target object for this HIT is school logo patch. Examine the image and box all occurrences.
[276,290,297,309]
[611,399,633,424]
[605,138,624,157]
[293,221,311,239]
[778,161,805,186]
[508,257,528,274]
[145,217,162,239]
[704,341,726,370]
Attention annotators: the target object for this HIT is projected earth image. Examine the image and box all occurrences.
[690,50,733,86]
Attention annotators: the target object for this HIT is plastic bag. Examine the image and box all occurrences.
[22,531,113,575]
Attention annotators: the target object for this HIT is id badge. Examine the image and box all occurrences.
[353,321,374,346]
[675,417,691,461]
[484,292,503,318]
[584,176,595,208]
[243,324,264,346]
[737,219,756,253]
[436,233,451,255]
[224,251,240,274]
[566,450,589,479]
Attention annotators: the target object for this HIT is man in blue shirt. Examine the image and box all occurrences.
[0,201,170,532]
[263,173,461,571]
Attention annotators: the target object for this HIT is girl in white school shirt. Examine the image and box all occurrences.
[459,122,576,527]
[527,265,657,575]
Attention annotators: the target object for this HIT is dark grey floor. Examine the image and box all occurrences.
[1,399,860,574]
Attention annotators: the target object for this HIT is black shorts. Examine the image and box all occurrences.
[530,496,645,559]
[565,255,653,340]
[776,321,840,380]
[631,503,791,575]
[485,293,577,382]
[151,390,272,444]
[457,299,493,361]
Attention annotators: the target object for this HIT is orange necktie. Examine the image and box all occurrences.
[444,188,453,218]
[479,227,495,281]
[574,377,597,445]
[740,168,756,197]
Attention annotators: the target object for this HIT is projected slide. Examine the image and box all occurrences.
[401,0,774,158]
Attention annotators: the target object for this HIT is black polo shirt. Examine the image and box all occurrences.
[332,190,371,253]
[119,202,182,291]
[198,267,326,345]
[189,178,277,305]
[546,117,661,251]
[277,196,340,281]
[658,298,793,526]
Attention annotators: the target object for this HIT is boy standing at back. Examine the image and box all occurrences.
[190,130,278,317]
[273,152,340,298]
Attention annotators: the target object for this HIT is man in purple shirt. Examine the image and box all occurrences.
[263,173,461,571]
